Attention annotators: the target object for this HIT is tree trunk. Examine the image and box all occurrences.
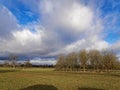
[83,65,85,72]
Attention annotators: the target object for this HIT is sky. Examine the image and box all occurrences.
[0,0,120,64]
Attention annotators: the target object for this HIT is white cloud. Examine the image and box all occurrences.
[50,38,109,55]
[40,0,53,14]
[62,3,94,31]
[0,0,113,59]
[30,58,56,65]
[40,0,94,33]
[0,25,46,56]
[13,29,43,46]
[39,0,109,56]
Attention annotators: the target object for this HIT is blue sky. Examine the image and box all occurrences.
[0,0,120,63]
[0,0,39,24]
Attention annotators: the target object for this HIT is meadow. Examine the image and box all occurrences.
[0,67,120,90]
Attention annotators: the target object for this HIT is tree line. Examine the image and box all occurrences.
[1,54,32,68]
[0,54,54,68]
[55,49,120,72]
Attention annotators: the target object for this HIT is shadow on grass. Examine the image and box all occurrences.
[78,87,104,90]
[0,70,17,73]
[19,84,57,90]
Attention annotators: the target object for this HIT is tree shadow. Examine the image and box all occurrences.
[0,70,17,73]
[78,87,104,90]
[19,84,57,90]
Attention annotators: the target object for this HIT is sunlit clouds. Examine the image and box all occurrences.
[0,0,120,62]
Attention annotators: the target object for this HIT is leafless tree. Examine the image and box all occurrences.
[66,52,78,71]
[56,54,66,70]
[24,60,32,67]
[9,54,18,68]
[56,49,119,72]
[79,49,88,72]
[102,51,118,71]
[89,50,102,71]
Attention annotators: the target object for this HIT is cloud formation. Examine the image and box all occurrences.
[40,0,94,31]
[0,5,18,38]
[0,0,120,61]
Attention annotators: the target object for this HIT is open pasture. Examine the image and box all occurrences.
[0,68,120,90]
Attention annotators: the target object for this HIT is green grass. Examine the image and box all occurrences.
[0,67,120,90]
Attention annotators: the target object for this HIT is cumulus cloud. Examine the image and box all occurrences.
[49,38,109,56]
[41,2,105,40]
[13,29,43,46]
[1,0,105,55]
[0,26,44,55]
[0,0,119,60]
[40,0,94,32]
[38,0,109,55]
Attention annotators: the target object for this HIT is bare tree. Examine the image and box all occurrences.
[79,49,88,72]
[9,54,18,68]
[56,54,66,71]
[55,49,119,71]
[56,53,78,71]
[89,50,102,71]
[66,52,78,71]
[102,51,118,71]
[24,60,32,67]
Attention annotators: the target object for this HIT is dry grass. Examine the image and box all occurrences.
[0,67,120,90]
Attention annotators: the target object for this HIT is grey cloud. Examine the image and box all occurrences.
[0,5,18,38]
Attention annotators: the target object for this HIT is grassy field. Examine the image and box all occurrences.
[0,67,120,90]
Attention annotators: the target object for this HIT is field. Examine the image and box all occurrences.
[0,68,120,90]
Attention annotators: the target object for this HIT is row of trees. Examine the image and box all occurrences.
[1,54,54,68]
[1,54,32,68]
[56,49,120,71]
[3,60,32,68]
